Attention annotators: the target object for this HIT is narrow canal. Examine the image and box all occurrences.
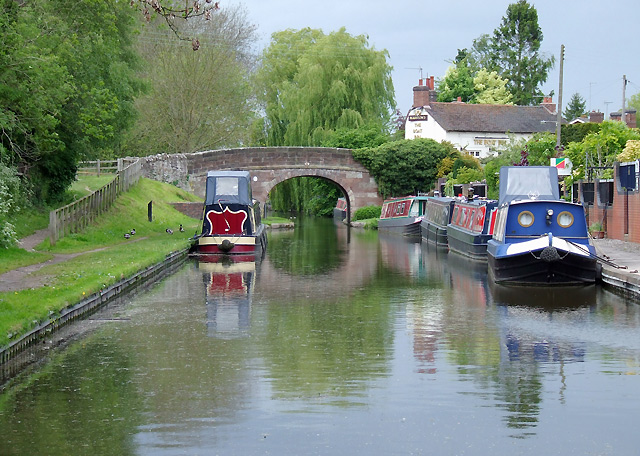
[1,218,640,455]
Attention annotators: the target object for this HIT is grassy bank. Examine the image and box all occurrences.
[0,178,202,347]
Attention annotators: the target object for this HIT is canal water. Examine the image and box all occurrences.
[1,218,640,455]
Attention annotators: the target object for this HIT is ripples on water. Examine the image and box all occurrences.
[1,218,639,455]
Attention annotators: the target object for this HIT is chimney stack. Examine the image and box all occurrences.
[541,96,556,114]
[412,76,437,108]
[589,111,604,123]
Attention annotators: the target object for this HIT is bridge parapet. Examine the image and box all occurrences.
[140,147,382,218]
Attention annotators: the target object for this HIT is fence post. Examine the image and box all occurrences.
[49,210,57,246]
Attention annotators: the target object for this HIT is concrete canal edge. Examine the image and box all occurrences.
[0,249,189,366]
[600,266,640,300]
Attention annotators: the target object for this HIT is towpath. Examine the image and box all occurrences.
[0,229,145,293]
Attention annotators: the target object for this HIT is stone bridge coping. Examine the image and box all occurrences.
[140,147,383,217]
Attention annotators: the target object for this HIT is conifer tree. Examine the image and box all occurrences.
[563,93,587,122]
[489,0,555,106]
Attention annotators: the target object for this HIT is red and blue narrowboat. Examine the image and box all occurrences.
[420,195,456,248]
[487,166,597,285]
[447,197,498,260]
[191,171,267,257]
[378,195,430,237]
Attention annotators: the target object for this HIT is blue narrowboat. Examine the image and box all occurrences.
[191,171,267,258]
[487,166,597,285]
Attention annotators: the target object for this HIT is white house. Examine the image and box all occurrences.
[404,78,558,159]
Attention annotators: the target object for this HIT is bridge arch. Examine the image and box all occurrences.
[140,147,383,218]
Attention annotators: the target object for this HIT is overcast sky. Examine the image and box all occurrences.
[232,0,639,119]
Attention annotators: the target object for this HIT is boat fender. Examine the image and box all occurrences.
[219,239,234,252]
[540,246,561,262]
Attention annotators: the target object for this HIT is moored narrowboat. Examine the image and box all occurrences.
[420,196,456,248]
[487,166,597,285]
[333,197,347,222]
[447,197,498,260]
[191,171,267,257]
[378,195,429,237]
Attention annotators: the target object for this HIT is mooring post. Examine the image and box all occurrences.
[148,201,153,222]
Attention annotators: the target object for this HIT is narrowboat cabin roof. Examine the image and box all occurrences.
[205,170,253,206]
[498,166,559,205]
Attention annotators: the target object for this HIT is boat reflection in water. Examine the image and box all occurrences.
[198,256,257,339]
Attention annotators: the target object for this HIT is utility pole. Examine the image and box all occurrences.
[604,101,612,119]
[556,45,564,150]
[621,75,627,126]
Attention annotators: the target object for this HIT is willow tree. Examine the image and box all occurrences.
[255,27,395,146]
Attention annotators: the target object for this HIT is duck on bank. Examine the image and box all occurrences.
[190,171,267,259]
[487,166,597,285]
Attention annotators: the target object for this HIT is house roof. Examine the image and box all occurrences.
[423,102,558,134]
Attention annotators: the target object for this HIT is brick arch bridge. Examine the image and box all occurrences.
[140,147,383,220]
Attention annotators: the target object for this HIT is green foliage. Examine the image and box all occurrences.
[125,6,258,155]
[628,92,640,114]
[473,69,513,104]
[488,1,554,105]
[565,121,640,180]
[445,2,553,106]
[0,0,142,203]
[322,124,391,149]
[255,27,395,146]
[523,132,557,165]
[453,166,484,184]
[561,123,601,146]
[0,161,33,248]
[0,165,18,248]
[352,138,455,197]
[452,154,481,177]
[353,205,382,221]
[270,177,341,217]
[618,140,640,162]
[437,65,475,103]
[563,93,587,122]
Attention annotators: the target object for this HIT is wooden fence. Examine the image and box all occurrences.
[76,159,119,176]
[49,158,142,245]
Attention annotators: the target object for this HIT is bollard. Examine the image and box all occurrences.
[148,201,153,222]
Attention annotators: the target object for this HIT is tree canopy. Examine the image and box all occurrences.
[255,28,395,146]
[489,1,555,106]
[124,5,258,155]
[448,1,554,106]
[565,121,640,180]
[352,139,457,198]
[0,0,143,202]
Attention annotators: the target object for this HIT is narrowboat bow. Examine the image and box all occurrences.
[421,196,456,248]
[487,166,597,285]
[191,171,267,257]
